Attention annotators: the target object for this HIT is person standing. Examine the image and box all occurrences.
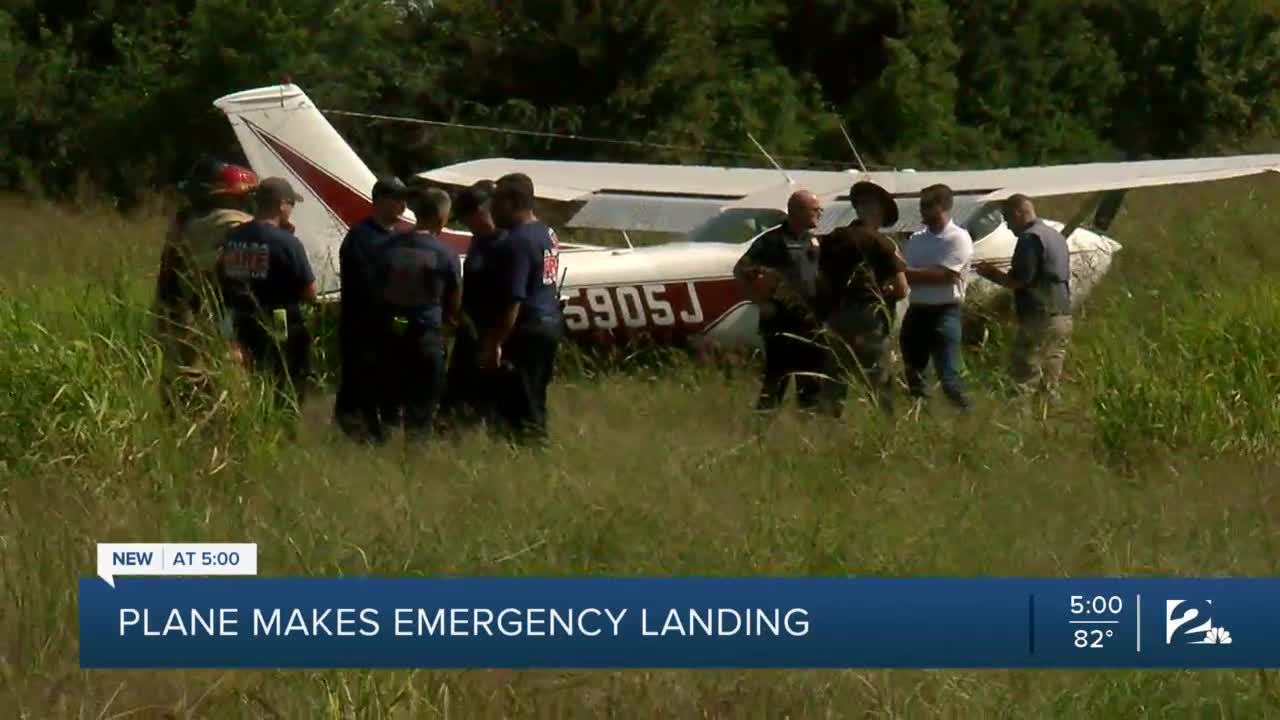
[732,189,825,413]
[218,177,318,411]
[900,183,973,410]
[373,186,462,440]
[815,181,908,416]
[975,193,1074,398]
[334,176,409,443]
[439,180,506,431]
[481,173,564,444]
[153,160,258,412]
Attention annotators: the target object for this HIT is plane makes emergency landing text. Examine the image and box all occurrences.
[115,607,812,638]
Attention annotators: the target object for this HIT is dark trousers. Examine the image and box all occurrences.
[495,327,559,443]
[234,314,312,412]
[439,332,499,431]
[756,323,826,411]
[382,332,447,441]
[334,318,393,443]
[899,303,970,409]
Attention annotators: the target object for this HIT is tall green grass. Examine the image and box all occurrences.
[3,179,1280,717]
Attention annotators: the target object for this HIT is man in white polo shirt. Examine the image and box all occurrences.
[900,183,973,410]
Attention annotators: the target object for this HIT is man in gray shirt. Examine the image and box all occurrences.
[975,193,1073,397]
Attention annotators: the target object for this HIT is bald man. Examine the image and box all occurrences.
[975,194,1073,398]
[733,189,826,412]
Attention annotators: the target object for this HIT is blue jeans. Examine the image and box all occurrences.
[900,303,970,409]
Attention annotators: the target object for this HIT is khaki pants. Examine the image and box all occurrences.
[1010,314,1073,396]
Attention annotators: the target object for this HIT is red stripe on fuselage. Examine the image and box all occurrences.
[243,120,474,255]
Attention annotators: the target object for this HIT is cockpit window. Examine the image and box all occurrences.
[688,209,787,243]
[964,203,1006,242]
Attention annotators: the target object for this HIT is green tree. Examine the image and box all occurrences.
[1095,0,1280,156]
[2,0,1279,200]
[948,0,1124,166]
[847,0,963,167]
[417,0,837,167]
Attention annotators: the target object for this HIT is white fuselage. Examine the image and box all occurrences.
[207,82,1124,352]
[554,219,1121,350]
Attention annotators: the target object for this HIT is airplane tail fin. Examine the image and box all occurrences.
[213,84,474,295]
[213,84,387,294]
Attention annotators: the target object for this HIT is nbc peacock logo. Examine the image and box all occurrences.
[1165,599,1233,645]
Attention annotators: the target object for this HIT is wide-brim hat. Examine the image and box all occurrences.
[850,181,899,228]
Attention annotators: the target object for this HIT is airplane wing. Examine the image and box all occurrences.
[973,164,1280,202]
[417,153,1280,235]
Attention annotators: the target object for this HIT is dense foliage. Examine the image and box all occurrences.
[2,0,1279,205]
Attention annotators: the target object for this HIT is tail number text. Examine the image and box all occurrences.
[563,283,703,331]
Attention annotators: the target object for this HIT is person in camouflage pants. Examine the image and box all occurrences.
[815,181,908,417]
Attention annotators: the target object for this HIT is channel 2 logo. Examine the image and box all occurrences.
[1165,600,1233,645]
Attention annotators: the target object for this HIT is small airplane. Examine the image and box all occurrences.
[213,84,1280,351]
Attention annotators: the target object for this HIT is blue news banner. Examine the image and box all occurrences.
[79,578,1280,669]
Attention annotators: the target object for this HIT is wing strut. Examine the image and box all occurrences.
[1059,193,1107,239]
[1056,188,1130,238]
[1092,190,1128,233]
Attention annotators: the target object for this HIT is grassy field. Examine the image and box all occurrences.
[3,176,1280,718]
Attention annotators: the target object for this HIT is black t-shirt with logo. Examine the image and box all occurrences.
[219,219,315,321]
[491,220,564,335]
[376,229,462,340]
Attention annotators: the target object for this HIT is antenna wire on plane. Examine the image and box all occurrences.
[320,108,865,169]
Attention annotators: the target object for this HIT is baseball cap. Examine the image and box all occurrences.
[453,185,492,217]
[372,176,409,201]
[255,176,304,205]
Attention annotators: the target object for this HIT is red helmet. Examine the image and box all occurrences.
[208,163,259,196]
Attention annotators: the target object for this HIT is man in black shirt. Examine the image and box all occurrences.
[335,177,409,443]
[218,176,317,410]
[482,173,564,444]
[439,180,506,431]
[374,186,462,440]
[732,190,825,412]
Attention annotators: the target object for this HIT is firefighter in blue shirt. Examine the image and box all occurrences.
[373,186,462,440]
[334,176,409,443]
[481,173,564,444]
[218,177,318,411]
[439,180,507,431]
